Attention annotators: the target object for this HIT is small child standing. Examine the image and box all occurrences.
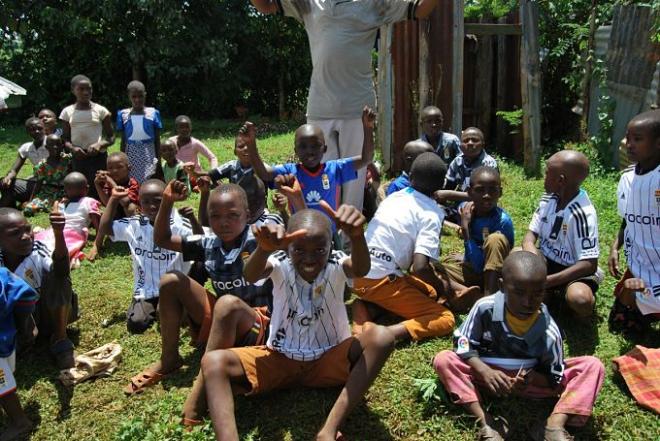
[444,127,498,192]
[34,172,101,266]
[418,105,461,164]
[116,81,163,184]
[353,153,457,340]
[206,130,254,185]
[60,74,115,200]
[608,109,660,332]
[160,139,190,192]
[522,150,601,320]
[0,268,38,441]
[433,252,605,441]
[202,206,395,441]
[22,134,72,217]
[169,115,218,176]
[436,167,514,309]
[386,140,433,196]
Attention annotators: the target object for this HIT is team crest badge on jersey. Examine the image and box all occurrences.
[562,224,568,235]
[0,368,5,387]
[456,336,470,354]
[240,251,250,260]
[322,174,330,190]
[313,284,325,298]
[24,269,34,284]
[655,189,660,206]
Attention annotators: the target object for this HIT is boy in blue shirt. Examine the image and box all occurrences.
[0,268,39,441]
[245,107,375,229]
[437,167,513,312]
[418,106,461,164]
[386,140,433,196]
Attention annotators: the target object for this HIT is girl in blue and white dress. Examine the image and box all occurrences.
[116,80,163,184]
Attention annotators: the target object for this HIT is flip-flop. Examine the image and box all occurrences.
[181,417,203,432]
[124,369,169,395]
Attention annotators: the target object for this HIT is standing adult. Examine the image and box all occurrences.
[250,0,440,210]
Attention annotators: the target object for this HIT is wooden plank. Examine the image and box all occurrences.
[377,24,394,172]
[475,22,494,142]
[520,0,542,176]
[451,0,464,136]
[495,16,508,152]
[418,18,431,136]
[464,23,522,36]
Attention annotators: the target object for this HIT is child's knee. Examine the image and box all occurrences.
[432,350,457,374]
[566,284,595,316]
[159,271,187,294]
[212,294,245,319]
[363,324,395,352]
[201,350,233,378]
[484,232,509,250]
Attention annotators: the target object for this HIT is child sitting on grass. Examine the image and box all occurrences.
[444,127,498,192]
[124,181,274,427]
[202,205,395,441]
[160,138,190,192]
[0,268,38,441]
[22,134,72,217]
[168,115,218,178]
[433,251,605,441]
[60,74,115,200]
[608,109,660,332]
[436,167,514,311]
[245,106,375,231]
[91,152,140,260]
[206,129,254,185]
[386,139,434,196]
[38,108,61,136]
[522,150,601,321]
[418,105,461,164]
[97,179,196,334]
[352,152,459,341]
[0,207,77,369]
[34,172,100,267]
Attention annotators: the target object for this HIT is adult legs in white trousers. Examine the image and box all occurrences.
[308,117,366,211]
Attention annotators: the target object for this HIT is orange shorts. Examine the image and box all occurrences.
[229,337,356,395]
[191,291,270,346]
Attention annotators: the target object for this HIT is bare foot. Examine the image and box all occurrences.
[87,244,99,261]
[449,286,482,314]
[146,356,184,376]
[0,419,33,441]
[351,299,371,335]
[315,429,343,441]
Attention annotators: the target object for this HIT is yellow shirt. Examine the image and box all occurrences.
[505,308,540,336]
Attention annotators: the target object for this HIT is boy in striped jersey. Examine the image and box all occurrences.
[97,179,196,334]
[0,206,77,369]
[202,206,395,441]
[522,150,601,320]
[433,252,604,441]
[608,110,660,332]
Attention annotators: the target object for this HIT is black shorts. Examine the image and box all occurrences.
[546,259,601,295]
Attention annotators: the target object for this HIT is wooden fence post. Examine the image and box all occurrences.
[378,24,395,173]
[520,0,542,176]
[419,18,431,136]
[451,0,464,136]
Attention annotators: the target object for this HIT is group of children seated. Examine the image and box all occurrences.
[0,73,658,441]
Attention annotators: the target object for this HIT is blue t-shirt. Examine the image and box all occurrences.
[0,267,38,357]
[462,205,514,273]
[272,158,358,226]
[386,172,410,196]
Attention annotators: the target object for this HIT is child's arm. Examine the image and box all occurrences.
[546,259,598,289]
[348,106,376,171]
[466,356,516,396]
[49,202,70,275]
[61,119,86,160]
[90,114,115,155]
[197,176,211,227]
[153,180,188,252]
[521,230,539,254]
[319,201,370,278]
[94,171,111,206]
[95,187,126,243]
[244,224,307,282]
[153,127,163,179]
[274,174,306,213]
[178,206,204,235]
[0,155,26,189]
[458,201,474,242]
[119,131,127,153]
[608,219,626,278]
[271,191,290,225]
[242,122,276,182]
[196,139,218,169]
[411,253,447,297]
[433,189,469,204]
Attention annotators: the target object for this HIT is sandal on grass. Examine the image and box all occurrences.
[124,369,170,395]
[181,417,203,432]
[529,422,574,441]
[478,416,509,441]
[50,338,75,370]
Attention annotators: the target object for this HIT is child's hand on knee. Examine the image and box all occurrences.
[319,201,365,239]
[252,224,307,252]
[622,278,649,306]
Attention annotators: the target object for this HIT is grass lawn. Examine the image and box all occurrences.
[0,120,658,441]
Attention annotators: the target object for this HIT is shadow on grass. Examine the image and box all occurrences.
[547,302,600,356]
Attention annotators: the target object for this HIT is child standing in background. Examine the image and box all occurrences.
[160,139,191,192]
[116,81,163,184]
[38,108,62,136]
[418,106,461,164]
[60,74,115,200]
[169,115,218,176]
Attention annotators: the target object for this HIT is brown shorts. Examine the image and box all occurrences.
[230,337,356,395]
[190,291,270,346]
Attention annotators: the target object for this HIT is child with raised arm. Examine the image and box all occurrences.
[97,179,194,334]
[436,167,514,310]
[0,268,38,441]
[608,109,660,332]
[522,150,601,320]
[168,115,218,176]
[205,130,254,185]
[245,106,375,230]
[418,105,461,164]
[352,152,458,339]
[116,80,163,184]
[202,204,395,441]
[124,181,274,428]
[386,139,434,196]
[0,206,77,369]
[59,74,115,200]
[433,252,605,441]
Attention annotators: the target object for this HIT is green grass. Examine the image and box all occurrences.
[0,121,658,441]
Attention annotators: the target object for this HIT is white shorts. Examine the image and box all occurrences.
[0,351,17,397]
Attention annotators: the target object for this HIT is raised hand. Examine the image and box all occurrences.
[163,180,188,202]
[178,206,197,223]
[319,201,365,239]
[272,191,288,212]
[238,121,257,147]
[49,200,66,233]
[197,175,211,194]
[110,186,130,200]
[274,174,302,199]
[459,201,475,224]
[252,223,307,252]
[362,105,376,130]
[182,162,196,176]
[94,170,108,186]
